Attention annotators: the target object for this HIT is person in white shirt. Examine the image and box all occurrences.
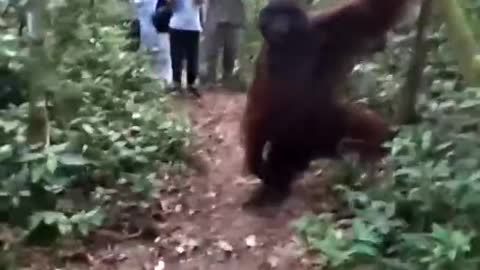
[167,0,203,97]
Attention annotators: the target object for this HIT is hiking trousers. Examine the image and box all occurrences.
[203,22,242,82]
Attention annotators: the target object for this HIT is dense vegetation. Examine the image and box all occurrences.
[2,0,480,269]
[0,0,189,256]
[294,1,480,269]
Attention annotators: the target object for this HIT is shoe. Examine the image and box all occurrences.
[166,82,181,92]
[166,82,182,96]
[187,85,201,98]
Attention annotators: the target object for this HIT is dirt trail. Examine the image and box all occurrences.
[35,89,336,270]
[157,89,324,270]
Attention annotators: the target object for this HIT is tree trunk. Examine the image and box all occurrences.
[395,0,433,124]
[25,0,50,147]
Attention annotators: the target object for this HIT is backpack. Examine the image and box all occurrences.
[151,0,172,33]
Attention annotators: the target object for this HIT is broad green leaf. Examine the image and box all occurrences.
[29,211,70,230]
[352,219,381,244]
[31,164,45,183]
[85,207,105,226]
[0,145,13,162]
[58,223,73,235]
[458,99,480,109]
[17,152,45,162]
[143,146,158,153]
[47,143,69,153]
[0,120,20,133]
[82,123,95,135]
[46,154,58,174]
[58,153,91,166]
[351,242,378,257]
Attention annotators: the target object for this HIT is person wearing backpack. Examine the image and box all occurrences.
[165,0,204,97]
[150,0,173,83]
[151,0,172,33]
[131,0,172,83]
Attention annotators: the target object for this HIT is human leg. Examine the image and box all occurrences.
[243,144,310,209]
[185,30,201,97]
[154,32,173,83]
[169,29,185,89]
[203,25,221,85]
[222,24,241,81]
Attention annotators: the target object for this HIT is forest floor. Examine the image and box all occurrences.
[21,88,340,270]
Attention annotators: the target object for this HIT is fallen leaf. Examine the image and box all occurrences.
[206,191,217,198]
[217,240,234,252]
[176,245,186,255]
[267,256,279,268]
[154,260,165,270]
[245,235,257,248]
[184,238,200,253]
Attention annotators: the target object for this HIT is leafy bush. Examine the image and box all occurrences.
[295,104,480,269]
[0,0,190,244]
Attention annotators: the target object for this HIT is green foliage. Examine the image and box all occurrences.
[461,0,480,41]
[238,0,268,83]
[295,2,480,270]
[0,0,190,244]
[296,100,480,269]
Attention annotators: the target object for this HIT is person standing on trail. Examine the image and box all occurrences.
[167,0,204,97]
[130,0,173,83]
[200,0,246,89]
